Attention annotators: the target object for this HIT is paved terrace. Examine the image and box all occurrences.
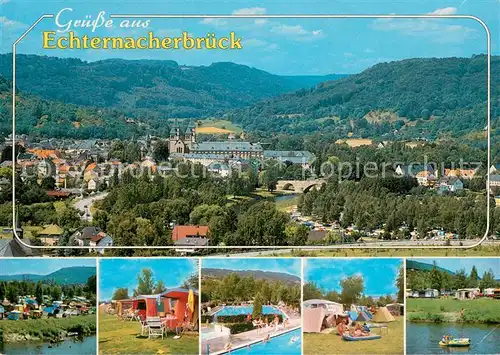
[202,313,301,354]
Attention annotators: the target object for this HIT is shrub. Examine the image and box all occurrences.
[228,322,254,334]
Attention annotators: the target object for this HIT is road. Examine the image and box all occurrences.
[73,192,108,222]
[207,239,499,257]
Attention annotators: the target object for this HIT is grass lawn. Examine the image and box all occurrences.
[98,312,199,354]
[407,298,500,323]
[304,317,404,354]
[274,196,299,212]
[288,245,500,257]
[0,225,42,239]
[0,314,96,341]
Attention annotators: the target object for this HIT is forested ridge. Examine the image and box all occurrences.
[229,55,499,139]
[0,54,497,142]
[0,53,341,119]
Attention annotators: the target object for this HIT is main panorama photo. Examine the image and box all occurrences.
[0,3,498,257]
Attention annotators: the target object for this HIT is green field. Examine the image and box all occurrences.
[196,119,243,134]
[0,315,96,342]
[304,316,404,355]
[98,312,198,354]
[289,245,500,257]
[407,298,500,323]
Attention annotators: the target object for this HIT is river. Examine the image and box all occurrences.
[273,193,298,202]
[0,335,96,354]
[406,323,499,354]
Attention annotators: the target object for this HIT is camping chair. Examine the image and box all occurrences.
[139,318,149,336]
[130,310,140,322]
[176,321,196,338]
[147,319,165,339]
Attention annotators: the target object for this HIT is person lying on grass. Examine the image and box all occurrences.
[348,322,371,337]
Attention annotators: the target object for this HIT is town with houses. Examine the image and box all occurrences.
[1,120,499,257]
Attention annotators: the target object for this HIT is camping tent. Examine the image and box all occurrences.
[303,307,326,333]
[348,310,358,321]
[132,288,199,328]
[372,307,395,322]
[303,299,344,315]
[356,310,371,322]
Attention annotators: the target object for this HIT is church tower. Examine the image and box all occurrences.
[184,119,196,151]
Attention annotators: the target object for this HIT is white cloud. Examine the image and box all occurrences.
[200,18,228,27]
[371,14,477,44]
[0,16,22,28]
[232,7,266,15]
[0,0,11,4]
[242,38,280,51]
[271,24,325,41]
[254,19,268,26]
[428,7,457,15]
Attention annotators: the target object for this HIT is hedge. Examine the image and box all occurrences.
[228,322,255,334]
[215,314,283,324]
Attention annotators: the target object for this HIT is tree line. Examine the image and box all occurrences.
[0,275,96,305]
[201,273,301,308]
[406,262,499,291]
[303,264,403,307]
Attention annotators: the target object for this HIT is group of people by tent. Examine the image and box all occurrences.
[303,300,396,341]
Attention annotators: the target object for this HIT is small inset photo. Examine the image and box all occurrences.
[303,258,404,354]
[406,258,500,354]
[98,258,199,355]
[200,258,302,354]
[0,258,97,354]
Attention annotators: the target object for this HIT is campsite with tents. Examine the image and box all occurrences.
[406,258,500,354]
[303,258,404,354]
[0,259,97,354]
[98,259,199,354]
[200,258,302,354]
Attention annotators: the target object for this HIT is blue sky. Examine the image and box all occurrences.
[1,0,498,74]
[304,258,402,297]
[99,258,197,300]
[202,258,301,278]
[409,258,500,278]
[0,258,96,275]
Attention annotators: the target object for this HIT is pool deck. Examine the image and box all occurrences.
[202,318,301,354]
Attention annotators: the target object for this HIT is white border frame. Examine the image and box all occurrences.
[11,14,491,252]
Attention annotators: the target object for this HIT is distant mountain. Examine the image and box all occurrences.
[0,266,96,285]
[202,268,300,285]
[406,260,455,275]
[0,54,344,120]
[229,55,499,140]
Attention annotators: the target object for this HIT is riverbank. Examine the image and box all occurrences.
[304,316,404,354]
[98,312,199,354]
[407,299,500,324]
[0,315,96,343]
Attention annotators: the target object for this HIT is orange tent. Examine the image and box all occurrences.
[131,288,199,328]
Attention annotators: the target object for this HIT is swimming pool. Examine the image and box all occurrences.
[214,305,283,317]
[230,328,302,354]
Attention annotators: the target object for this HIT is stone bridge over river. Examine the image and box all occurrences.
[276,179,326,193]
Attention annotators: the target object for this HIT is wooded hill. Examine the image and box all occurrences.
[202,268,301,285]
[229,55,498,140]
[0,54,343,119]
[0,266,96,285]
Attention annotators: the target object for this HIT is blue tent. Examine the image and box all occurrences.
[348,311,358,320]
[356,310,372,322]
